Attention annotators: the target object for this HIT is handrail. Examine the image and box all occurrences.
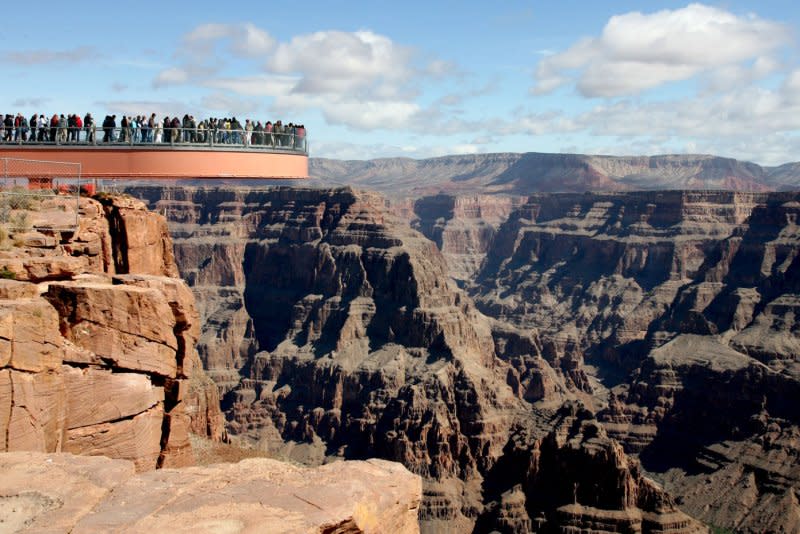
[0,126,308,155]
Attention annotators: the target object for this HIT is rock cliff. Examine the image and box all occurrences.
[0,195,223,471]
[475,404,705,533]
[471,190,800,532]
[410,194,526,283]
[127,185,736,533]
[128,185,529,531]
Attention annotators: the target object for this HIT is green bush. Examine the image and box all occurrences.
[0,266,16,279]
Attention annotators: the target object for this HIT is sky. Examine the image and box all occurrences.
[2,1,800,165]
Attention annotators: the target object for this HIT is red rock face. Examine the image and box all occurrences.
[0,196,224,471]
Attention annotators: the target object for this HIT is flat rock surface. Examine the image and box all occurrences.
[0,452,422,534]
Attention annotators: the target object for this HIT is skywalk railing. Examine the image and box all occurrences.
[0,126,308,155]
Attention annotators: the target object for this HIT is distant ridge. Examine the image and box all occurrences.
[310,152,800,198]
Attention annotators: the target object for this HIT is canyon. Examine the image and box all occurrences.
[124,182,800,533]
[15,150,794,532]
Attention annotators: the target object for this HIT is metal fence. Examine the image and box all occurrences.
[0,157,82,232]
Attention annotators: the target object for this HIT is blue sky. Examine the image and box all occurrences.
[2,1,800,164]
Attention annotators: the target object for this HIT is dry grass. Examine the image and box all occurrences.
[189,434,276,466]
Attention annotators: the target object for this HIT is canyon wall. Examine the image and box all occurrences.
[470,190,800,533]
[410,194,526,283]
[128,185,716,533]
[0,195,224,471]
[130,185,527,531]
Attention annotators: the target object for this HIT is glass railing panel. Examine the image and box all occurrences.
[0,125,308,155]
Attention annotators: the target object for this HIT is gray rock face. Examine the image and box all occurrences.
[128,186,524,530]
[471,190,800,532]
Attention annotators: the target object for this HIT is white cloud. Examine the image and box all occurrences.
[185,23,232,42]
[534,3,791,97]
[183,23,275,57]
[203,75,298,96]
[232,24,275,57]
[96,100,194,119]
[321,99,420,130]
[11,97,50,108]
[268,30,413,95]
[702,55,780,93]
[200,93,262,116]
[154,67,190,87]
[311,139,488,161]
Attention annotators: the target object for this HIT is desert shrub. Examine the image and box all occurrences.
[10,211,30,232]
[0,265,15,279]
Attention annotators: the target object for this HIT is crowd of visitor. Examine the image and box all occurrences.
[0,112,307,150]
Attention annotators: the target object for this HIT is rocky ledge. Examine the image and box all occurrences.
[0,195,225,470]
[0,451,421,533]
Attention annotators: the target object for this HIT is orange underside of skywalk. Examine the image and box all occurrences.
[0,146,308,179]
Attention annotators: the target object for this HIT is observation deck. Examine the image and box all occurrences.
[0,126,308,180]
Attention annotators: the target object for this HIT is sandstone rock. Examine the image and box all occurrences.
[14,231,58,248]
[62,366,164,429]
[0,278,38,300]
[64,405,164,472]
[0,298,62,372]
[158,402,194,469]
[20,256,89,282]
[1,368,66,453]
[0,193,225,472]
[45,282,179,377]
[98,194,179,277]
[0,451,422,534]
[0,452,136,534]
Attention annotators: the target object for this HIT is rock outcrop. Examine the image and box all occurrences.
[0,195,224,471]
[0,451,421,533]
[475,404,706,533]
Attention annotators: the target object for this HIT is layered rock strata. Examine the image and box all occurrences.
[128,185,800,532]
[0,195,223,471]
[475,404,706,533]
[471,190,800,532]
[410,194,526,282]
[0,451,421,533]
[128,185,525,530]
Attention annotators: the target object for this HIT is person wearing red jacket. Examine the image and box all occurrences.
[74,114,83,142]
